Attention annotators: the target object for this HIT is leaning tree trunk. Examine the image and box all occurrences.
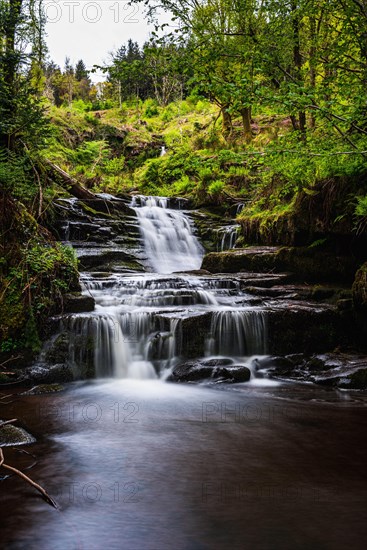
[45,160,96,200]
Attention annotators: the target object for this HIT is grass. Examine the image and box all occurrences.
[43,97,367,223]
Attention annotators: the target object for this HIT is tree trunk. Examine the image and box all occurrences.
[0,0,23,150]
[221,106,232,138]
[290,115,299,132]
[299,111,307,135]
[309,16,317,128]
[45,160,96,200]
[239,107,252,142]
[291,1,306,139]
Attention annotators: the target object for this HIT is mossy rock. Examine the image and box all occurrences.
[167,358,251,383]
[0,423,36,446]
[341,368,367,389]
[24,363,75,384]
[44,332,70,364]
[62,293,95,313]
[352,262,367,309]
[21,383,65,395]
[201,247,280,274]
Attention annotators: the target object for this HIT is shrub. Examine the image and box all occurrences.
[144,99,159,118]
[208,179,225,196]
[355,195,367,218]
[103,156,125,175]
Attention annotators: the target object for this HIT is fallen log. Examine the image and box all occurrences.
[45,159,96,200]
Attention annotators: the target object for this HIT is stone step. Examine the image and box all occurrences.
[201,246,358,284]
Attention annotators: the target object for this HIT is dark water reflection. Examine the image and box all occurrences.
[1,380,366,550]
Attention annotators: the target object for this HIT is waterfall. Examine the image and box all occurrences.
[64,312,157,380]
[52,194,268,381]
[206,309,267,356]
[132,195,204,273]
[217,225,240,251]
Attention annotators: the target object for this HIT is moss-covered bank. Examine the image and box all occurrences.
[0,191,80,368]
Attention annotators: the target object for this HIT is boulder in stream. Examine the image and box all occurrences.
[168,358,251,383]
[258,353,367,389]
[0,422,36,447]
[24,363,75,384]
[21,383,65,395]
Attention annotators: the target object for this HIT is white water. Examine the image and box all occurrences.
[206,309,267,356]
[59,195,267,380]
[217,224,240,251]
[131,196,204,273]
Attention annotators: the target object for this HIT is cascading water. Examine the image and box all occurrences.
[217,224,240,251]
[56,195,267,380]
[206,309,267,356]
[131,195,204,273]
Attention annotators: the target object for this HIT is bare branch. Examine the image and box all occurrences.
[0,448,58,509]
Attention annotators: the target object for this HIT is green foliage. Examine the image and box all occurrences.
[72,140,109,166]
[72,99,94,112]
[144,99,159,118]
[172,175,196,194]
[103,156,125,175]
[208,179,225,196]
[0,338,23,354]
[309,238,328,249]
[24,242,78,279]
[161,104,178,122]
[0,149,46,205]
[91,99,115,110]
[23,308,42,353]
[0,237,78,351]
[355,196,367,218]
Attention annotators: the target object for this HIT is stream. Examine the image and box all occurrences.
[1,196,366,549]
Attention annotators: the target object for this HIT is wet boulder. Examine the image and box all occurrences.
[21,383,65,395]
[24,363,75,384]
[212,365,251,383]
[201,247,280,274]
[168,361,213,382]
[266,303,344,354]
[0,422,36,446]
[167,358,251,383]
[262,352,367,388]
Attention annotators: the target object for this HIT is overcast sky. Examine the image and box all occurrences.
[45,1,167,81]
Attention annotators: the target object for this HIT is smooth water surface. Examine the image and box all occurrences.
[1,380,366,550]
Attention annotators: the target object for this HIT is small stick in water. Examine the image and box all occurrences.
[0,448,58,509]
